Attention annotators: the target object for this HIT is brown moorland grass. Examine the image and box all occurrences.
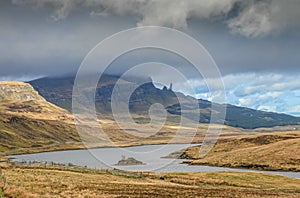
[1,165,300,198]
[179,131,300,171]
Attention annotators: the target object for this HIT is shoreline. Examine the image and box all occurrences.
[6,157,300,179]
[183,161,300,174]
[3,142,202,163]
[5,142,300,175]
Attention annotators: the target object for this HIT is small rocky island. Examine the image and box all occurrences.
[115,156,145,166]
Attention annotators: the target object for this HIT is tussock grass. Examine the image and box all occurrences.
[0,165,300,197]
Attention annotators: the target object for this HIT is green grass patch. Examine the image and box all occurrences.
[0,187,5,198]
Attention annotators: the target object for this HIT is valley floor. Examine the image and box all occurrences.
[0,164,300,198]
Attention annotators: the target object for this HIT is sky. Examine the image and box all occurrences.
[0,0,300,116]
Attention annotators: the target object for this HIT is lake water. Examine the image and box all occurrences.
[11,144,300,179]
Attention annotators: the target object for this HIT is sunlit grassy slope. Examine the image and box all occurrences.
[178,131,300,171]
[0,82,82,156]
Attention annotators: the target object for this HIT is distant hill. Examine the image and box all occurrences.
[167,101,300,129]
[29,75,300,129]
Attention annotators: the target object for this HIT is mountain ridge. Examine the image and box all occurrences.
[28,75,300,129]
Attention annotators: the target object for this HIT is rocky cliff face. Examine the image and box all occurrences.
[0,81,72,122]
[0,81,45,102]
[0,81,81,154]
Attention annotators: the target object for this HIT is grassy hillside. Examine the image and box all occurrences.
[1,164,300,197]
[176,131,300,171]
[0,113,84,156]
[0,82,83,156]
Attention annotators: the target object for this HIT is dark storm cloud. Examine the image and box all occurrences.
[11,0,300,37]
[0,0,136,78]
[1,0,300,79]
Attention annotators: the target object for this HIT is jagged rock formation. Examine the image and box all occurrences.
[0,81,45,102]
[29,75,300,129]
[29,75,182,114]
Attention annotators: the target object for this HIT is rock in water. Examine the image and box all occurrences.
[115,157,145,166]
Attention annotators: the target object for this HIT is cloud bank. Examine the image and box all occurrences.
[177,73,300,115]
[12,0,300,37]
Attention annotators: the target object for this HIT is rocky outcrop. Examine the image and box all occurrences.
[0,81,80,154]
[115,157,145,166]
[0,81,72,122]
[0,81,45,102]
